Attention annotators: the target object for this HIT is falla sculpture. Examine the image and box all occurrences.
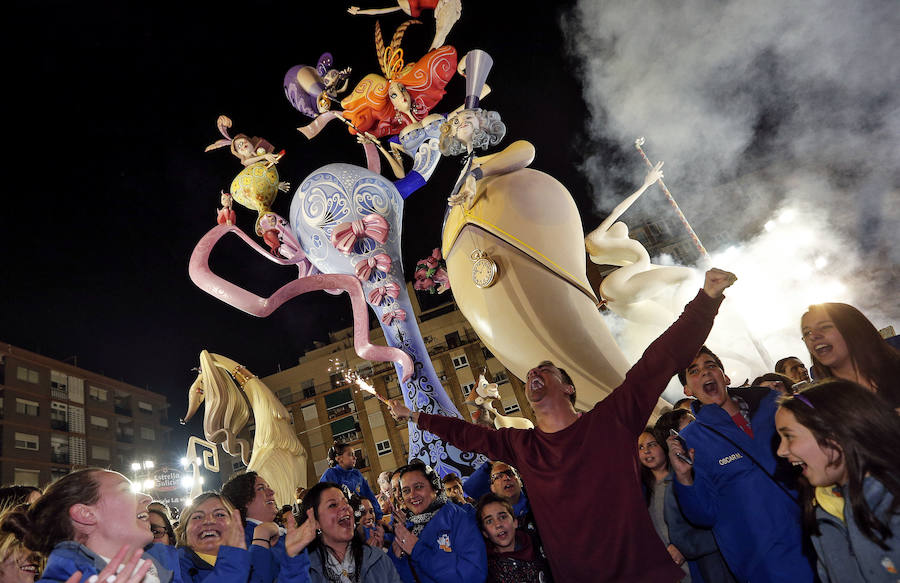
[437,50,641,411]
[180,350,307,507]
[190,34,487,479]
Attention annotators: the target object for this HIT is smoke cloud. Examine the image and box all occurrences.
[563,0,899,389]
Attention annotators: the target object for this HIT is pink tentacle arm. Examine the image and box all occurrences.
[189,225,414,381]
[331,214,390,254]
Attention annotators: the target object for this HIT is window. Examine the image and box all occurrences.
[16,398,39,416]
[140,427,155,440]
[91,445,110,461]
[89,386,108,401]
[302,386,317,399]
[16,366,39,383]
[368,411,384,429]
[51,402,68,430]
[482,347,495,360]
[50,371,68,396]
[90,415,109,430]
[301,403,318,421]
[445,332,461,348]
[13,469,40,487]
[375,440,392,456]
[494,371,509,384]
[15,433,39,451]
[51,435,69,464]
[137,401,153,414]
[503,403,522,414]
[461,382,475,396]
[451,355,469,369]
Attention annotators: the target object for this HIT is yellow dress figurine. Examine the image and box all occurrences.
[205,115,290,237]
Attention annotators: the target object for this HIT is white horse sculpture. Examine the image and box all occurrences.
[181,350,307,507]
[464,374,534,430]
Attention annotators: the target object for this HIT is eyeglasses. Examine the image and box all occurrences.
[490,469,516,483]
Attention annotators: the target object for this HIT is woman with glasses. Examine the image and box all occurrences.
[149,507,176,546]
[800,302,900,408]
[390,462,487,583]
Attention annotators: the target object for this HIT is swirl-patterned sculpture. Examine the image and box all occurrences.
[290,163,486,477]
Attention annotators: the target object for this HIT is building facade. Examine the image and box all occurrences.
[260,284,536,488]
[0,344,171,487]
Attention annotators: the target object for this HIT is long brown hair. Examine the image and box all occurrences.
[803,302,900,407]
[0,469,104,554]
[779,380,900,548]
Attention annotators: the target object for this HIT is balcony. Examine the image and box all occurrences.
[51,418,69,431]
[327,402,355,420]
[116,432,134,443]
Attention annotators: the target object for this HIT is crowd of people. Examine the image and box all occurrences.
[1,269,898,582]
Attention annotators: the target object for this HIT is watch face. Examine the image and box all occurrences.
[472,257,497,288]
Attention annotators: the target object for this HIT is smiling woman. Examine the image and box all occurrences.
[391,463,487,583]
[175,492,256,582]
[0,468,183,583]
[301,482,402,582]
[800,303,900,408]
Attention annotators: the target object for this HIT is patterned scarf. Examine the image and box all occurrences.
[323,542,357,583]
[407,492,448,536]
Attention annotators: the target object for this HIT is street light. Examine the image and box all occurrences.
[143,460,154,470]
[131,462,141,471]
[143,479,155,490]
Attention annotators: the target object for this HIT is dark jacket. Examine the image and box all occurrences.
[308,544,403,582]
[38,541,182,583]
[662,472,736,583]
[675,388,814,582]
[391,501,487,583]
[486,530,549,583]
[812,476,900,582]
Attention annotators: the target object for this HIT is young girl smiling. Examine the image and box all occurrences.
[776,380,900,582]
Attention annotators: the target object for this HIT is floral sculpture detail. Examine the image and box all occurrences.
[413,248,450,294]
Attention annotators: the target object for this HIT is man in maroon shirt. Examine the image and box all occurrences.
[389,268,736,582]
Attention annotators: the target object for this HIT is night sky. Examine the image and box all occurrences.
[4,1,636,450]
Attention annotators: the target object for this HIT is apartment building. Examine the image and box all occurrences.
[0,343,171,487]
[260,285,536,488]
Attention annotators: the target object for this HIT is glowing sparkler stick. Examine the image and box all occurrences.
[355,377,391,406]
[634,137,709,260]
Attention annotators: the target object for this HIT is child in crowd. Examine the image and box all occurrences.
[776,380,900,582]
[476,493,549,583]
[320,443,383,521]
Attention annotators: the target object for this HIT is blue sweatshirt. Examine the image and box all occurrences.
[320,465,383,520]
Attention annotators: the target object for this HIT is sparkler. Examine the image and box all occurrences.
[355,376,391,406]
[329,355,392,406]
